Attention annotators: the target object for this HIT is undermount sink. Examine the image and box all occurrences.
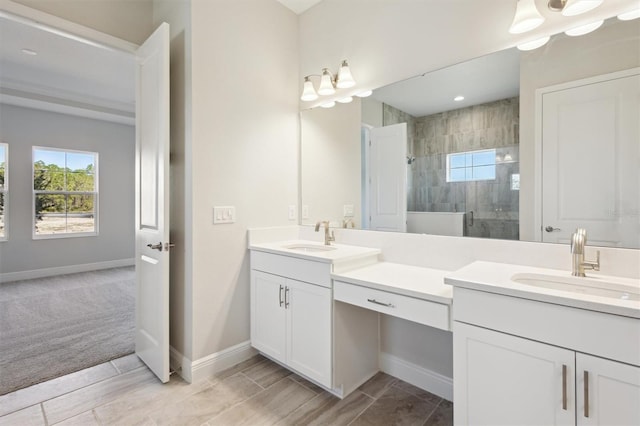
[282,243,337,253]
[511,273,640,302]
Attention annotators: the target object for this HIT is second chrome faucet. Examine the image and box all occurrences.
[570,228,600,277]
[315,220,335,245]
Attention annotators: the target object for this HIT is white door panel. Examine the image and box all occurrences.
[135,22,170,383]
[542,72,640,248]
[369,123,407,232]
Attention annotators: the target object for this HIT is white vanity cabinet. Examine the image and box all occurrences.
[452,287,640,426]
[250,251,332,387]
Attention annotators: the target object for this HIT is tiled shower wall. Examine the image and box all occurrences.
[384,97,520,240]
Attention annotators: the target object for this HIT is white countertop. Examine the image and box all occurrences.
[332,262,453,305]
[445,261,640,318]
[249,240,381,264]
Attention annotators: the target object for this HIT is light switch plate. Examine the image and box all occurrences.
[343,204,354,217]
[213,206,236,224]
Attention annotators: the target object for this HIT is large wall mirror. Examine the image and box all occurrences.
[301,17,640,249]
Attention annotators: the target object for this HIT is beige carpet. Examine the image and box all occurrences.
[0,267,135,395]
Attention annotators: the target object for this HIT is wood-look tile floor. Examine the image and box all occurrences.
[0,354,452,426]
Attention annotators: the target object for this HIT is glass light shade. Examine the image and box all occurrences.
[561,0,603,16]
[336,60,356,89]
[517,35,551,51]
[318,69,336,95]
[355,90,373,97]
[337,96,353,103]
[618,9,640,21]
[509,0,545,34]
[565,20,603,36]
[320,101,336,108]
[300,78,318,101]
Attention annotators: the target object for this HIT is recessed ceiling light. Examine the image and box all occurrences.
[454,95,465,102]
[21,48,37,56]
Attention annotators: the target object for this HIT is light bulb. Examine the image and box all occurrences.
[318,69,335,96]
[509,0,545,34]
[336,60,356,89]
[561,0,603,17]
[300,77,318,102]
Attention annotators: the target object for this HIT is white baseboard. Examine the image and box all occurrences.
[0,258,135,283]
[171,341,257,384]
[379,352,453,401]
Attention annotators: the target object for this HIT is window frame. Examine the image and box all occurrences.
[446,148,497,183]
[32,146,99,240]
[0,143,8,242]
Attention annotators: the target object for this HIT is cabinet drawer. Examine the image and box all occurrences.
[333,280,450,331]
[251,250,332,288]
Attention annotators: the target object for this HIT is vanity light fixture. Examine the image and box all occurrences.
[618,8,640,21]
[509,0,545,34]
[337,96,353,103]
[565,19,603,36]
[300,60,356,101]
[517,35,551,51]
[320,101,336,108]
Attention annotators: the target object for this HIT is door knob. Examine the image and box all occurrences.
[146,242,163,251]
[164,242,175,251]
[545,226,561,232]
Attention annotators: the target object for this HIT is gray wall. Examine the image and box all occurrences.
[0,105,135,274]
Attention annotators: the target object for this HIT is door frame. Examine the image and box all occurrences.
[533,67,640,242]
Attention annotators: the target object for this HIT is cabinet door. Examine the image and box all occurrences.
[286,279,332,387]
[251,271,287,364]
[454,322,575,426]
[577,353,640,426]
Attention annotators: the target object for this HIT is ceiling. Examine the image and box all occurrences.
[276,0,323,14]
[372,48,521,117]
[0,13,135,125]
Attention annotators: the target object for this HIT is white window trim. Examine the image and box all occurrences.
[0,142,7,242]
[446,148,497,183]
[32,146,99,240]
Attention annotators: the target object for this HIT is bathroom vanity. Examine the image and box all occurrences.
[446,261,640,426]
[248,239,453,397]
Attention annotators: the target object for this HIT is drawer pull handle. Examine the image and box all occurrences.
[367,298,394,308]
[584,370,589,418]
[562,364,567,410]
[279,285,284,307]
[285,286,290,308]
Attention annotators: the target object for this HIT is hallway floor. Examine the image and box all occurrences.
[0,353,452,425]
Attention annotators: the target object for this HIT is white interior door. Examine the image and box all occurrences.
[135,22,170,383]
[541,71,640,248]
[369,123,407,232]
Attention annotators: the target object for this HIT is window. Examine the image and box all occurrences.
[446,149,496,182]
[33,147,98,238]
[0,143,7,241]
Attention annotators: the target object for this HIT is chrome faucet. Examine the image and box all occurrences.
[315,220,335,245]
[570,228,600,277]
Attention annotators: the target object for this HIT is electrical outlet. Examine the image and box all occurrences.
[213,206,236,224]
[288,205,297,220]
[302,205,309,219]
